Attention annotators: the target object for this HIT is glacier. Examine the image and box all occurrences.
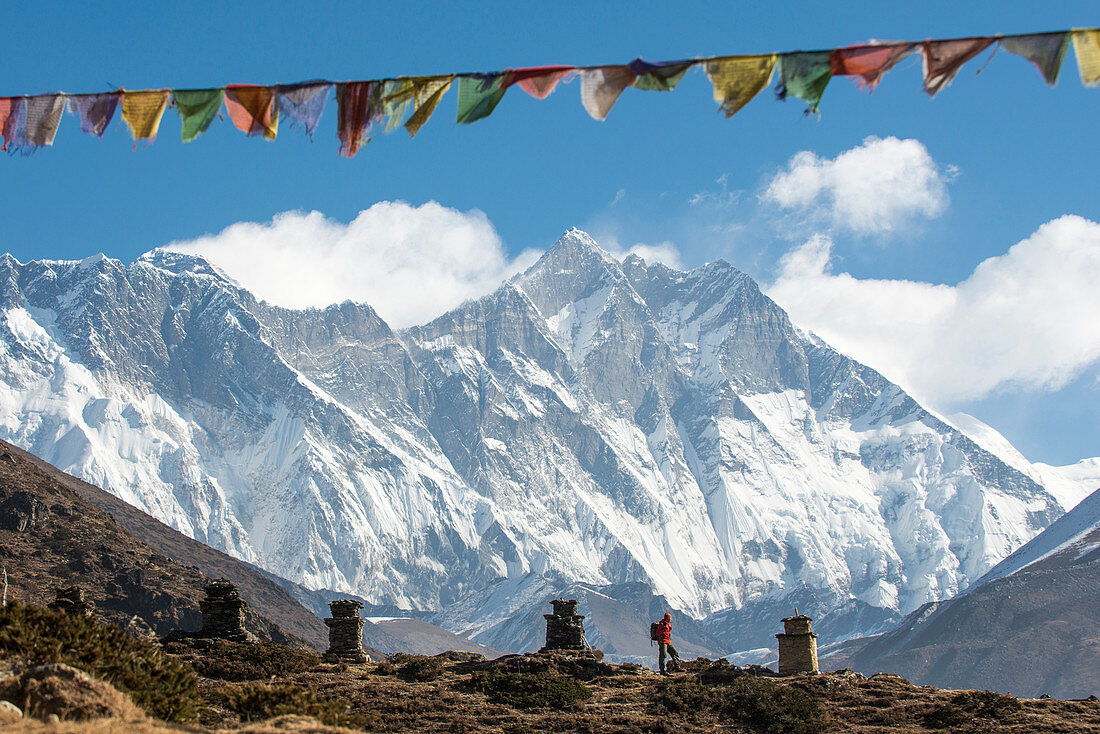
[0,231,1092,653]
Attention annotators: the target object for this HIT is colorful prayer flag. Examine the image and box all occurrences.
[405,77,452,137]
[830,43,916,90]
[225,85,278,140]
[0,99,13,138]
[24,94,66,147]
[336,82,375,157]
[777,52,833,114]
[456,74,507,124]
[0,97,22,151]
[629,58,694,91]
[278,82,331,138]
[504,66,574,99]
[68,92,121,137]
[921,38,996,96]
[1003,32,1070,86]
[3,98,29,150]
[173,88,224,142]
[1072,29,1100,87]
[121,90,169,142]
[374,79,418,134]
[580,66,636,120]
[705,55,776,118]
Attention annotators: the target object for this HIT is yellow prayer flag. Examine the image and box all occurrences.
[121,90,169,141]
[405,77,453,137]
[1073,29,1100,87]
[705,55,777,118]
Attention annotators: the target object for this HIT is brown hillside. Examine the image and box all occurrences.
[0,439,315,647]
[822,486,1100,699]
[823,559,1100,699]
[5,650,1100,733]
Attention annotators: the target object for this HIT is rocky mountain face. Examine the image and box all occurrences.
[0,437,311,646]
[823,485,1100,698]
[0,231,1088,655]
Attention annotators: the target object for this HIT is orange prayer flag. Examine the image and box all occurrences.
[830,43,916,90]
[225,85,278,140]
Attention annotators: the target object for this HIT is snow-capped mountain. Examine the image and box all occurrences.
[821,484,1100,697]
[0,230,1089,652]
[973,483,1100,587]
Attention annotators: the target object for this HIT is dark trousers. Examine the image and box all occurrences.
[658,641,679,672]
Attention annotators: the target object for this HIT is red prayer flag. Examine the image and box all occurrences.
[503,66,576,99]
[0,97,23,151]
[336,82,375,158]
[0,98,14,139]
[830,43,916,90]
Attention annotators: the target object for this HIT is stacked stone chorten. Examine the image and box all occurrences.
[776,610,819,673]
[49,586,95,617]
[324,599,370,663]
[540,598,587,652]
[198,579,256,643]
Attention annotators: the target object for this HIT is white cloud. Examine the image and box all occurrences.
[768,215,1100,404]
[591,230,685,270]
[763,136,952,236]
[165,201,541,328]
[621,241,684,270]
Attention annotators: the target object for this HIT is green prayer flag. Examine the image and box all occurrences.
[173,88,225,142]
[456,74,506,125]
[377,79,417,133]
[631,61,694,91]
[777,52,833,114]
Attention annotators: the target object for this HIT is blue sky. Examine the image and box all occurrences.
[2,2,1098,466]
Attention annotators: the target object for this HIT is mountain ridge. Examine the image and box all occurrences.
[821,485,1100,698]
[0,229,1088,656]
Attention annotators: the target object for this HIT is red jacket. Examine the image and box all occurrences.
[656,619,672,644]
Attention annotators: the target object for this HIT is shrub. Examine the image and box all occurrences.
[725,676,822,734]
[695,658,744,685]
[656,676,822,734]
[220,683,351,725]
[952,690,1022,720]
[372,660,397,675]
[393,653,446,682]
[922,703,970,729]
[0,601,198,722]
[467,670,592,709]
[655,680,720,713]
[164,639,321,681]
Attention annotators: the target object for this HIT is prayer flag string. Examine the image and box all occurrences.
[0,27,1095,157]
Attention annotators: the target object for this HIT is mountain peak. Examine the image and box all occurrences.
[547,228,614,262]
[138,249,236,283]
[522,228,619,279]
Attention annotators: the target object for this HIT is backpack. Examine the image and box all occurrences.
[650,622,660,642]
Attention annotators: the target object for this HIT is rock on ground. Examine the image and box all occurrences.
[0,664,140,723]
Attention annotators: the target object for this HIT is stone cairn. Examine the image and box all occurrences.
[48,586,95,617]
[324,599,369,663]
[539,598,588,653]
[198,579,255,643]
[776,609,819,674]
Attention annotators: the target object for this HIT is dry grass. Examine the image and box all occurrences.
[4,647,1100,733]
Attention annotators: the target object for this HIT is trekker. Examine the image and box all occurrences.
[656,613,681,675]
